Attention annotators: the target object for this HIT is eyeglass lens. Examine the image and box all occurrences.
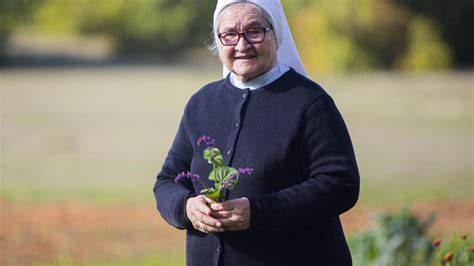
[219,28,266,46]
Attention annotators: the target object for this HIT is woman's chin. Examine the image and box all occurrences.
[233,67,259,81]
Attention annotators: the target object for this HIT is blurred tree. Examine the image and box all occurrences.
[398,16,451,70]
[394,0,474,68]
[27,0,216,56]
[0,0,42,64]
[291,0,379,72]
[31,0,82,33]
[77,0,216,55]
[3,0,471,70]
[291,0,451,72]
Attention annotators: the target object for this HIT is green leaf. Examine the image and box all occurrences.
[203,149,211,161]
[219,166,238,182]
[213,153,224,167]
[208,169,217,182]
[225,177,239,191]
[209,166,237,183]
[201,187,222,202]
[202,147,224,166]
[200,188,215,194]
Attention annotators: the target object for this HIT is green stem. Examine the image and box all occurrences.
[213,163,217,182]
[198,179,208,189]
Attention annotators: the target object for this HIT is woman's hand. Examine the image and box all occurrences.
[211,197,251,231]
[186,195,225,233]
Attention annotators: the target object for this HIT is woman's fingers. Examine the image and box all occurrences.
[210,210,232,219]
[211,197,251,231]
[186,196,251,232]
[190,214,223,233]
[210,201,235,211]
[187,195,212,218]
[197,203,212,216]
[218,217,246,231]
[186,195,225,233]
[193,209,223,228]
[193,219,225,233]
[203,196,216,205]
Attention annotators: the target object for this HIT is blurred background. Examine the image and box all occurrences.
[1,0,473,265]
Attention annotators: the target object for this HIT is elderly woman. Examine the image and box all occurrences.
[153,0,360,265]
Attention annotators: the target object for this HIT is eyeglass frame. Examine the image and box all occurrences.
[217,26,272,46]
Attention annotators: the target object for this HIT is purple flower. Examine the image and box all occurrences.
[238,167,254,176]
[175,171,200,183]
[222,179,233,189]
[174,171,186,183]
[222,174,239,190]
[197,135,214,149]
[191,174,201,182]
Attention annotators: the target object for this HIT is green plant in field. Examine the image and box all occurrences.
[350,208,435,266]
[432,235,473,266]
[349,208,473,266]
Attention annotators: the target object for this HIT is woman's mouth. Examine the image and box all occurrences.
[235,55,256,60]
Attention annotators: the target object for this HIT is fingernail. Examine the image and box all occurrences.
[211,204,220,210]
[216,222,222,227]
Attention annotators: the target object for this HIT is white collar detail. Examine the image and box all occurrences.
[230,63,290,90]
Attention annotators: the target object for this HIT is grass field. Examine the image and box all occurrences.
[1,66,473,265]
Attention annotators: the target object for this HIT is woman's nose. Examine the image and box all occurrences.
[234,35,252,52]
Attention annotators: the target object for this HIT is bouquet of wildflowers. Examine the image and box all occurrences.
[175,136,253,202]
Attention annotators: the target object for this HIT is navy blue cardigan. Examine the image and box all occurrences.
[153,69,360,266]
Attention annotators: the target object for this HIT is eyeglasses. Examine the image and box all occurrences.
[217,27,272,46]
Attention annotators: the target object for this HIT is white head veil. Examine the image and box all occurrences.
[213,0,307,78]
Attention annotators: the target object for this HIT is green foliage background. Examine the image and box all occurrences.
[1,0,473,71]
[349,209,473,266]
[288,0,453,72]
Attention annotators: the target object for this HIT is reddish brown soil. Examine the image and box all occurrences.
[1,200,472,265]
[0,201,186,265]
[340,200,474,235]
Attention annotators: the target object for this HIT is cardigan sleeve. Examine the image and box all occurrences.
[153,110,195,230]
[248,95,360,232]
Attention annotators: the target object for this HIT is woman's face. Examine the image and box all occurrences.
[217,4,277,82]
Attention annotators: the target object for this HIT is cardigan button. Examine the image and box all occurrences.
[235,122,240,128]
[226,150,232,156]
[216,246,221,253]
[242,92,247,98]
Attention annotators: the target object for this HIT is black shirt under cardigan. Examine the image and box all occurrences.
[153,69,360,266]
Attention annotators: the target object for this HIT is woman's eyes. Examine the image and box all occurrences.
[223,32,239,38]
[246,29,261,36]
[223,29,261,36]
